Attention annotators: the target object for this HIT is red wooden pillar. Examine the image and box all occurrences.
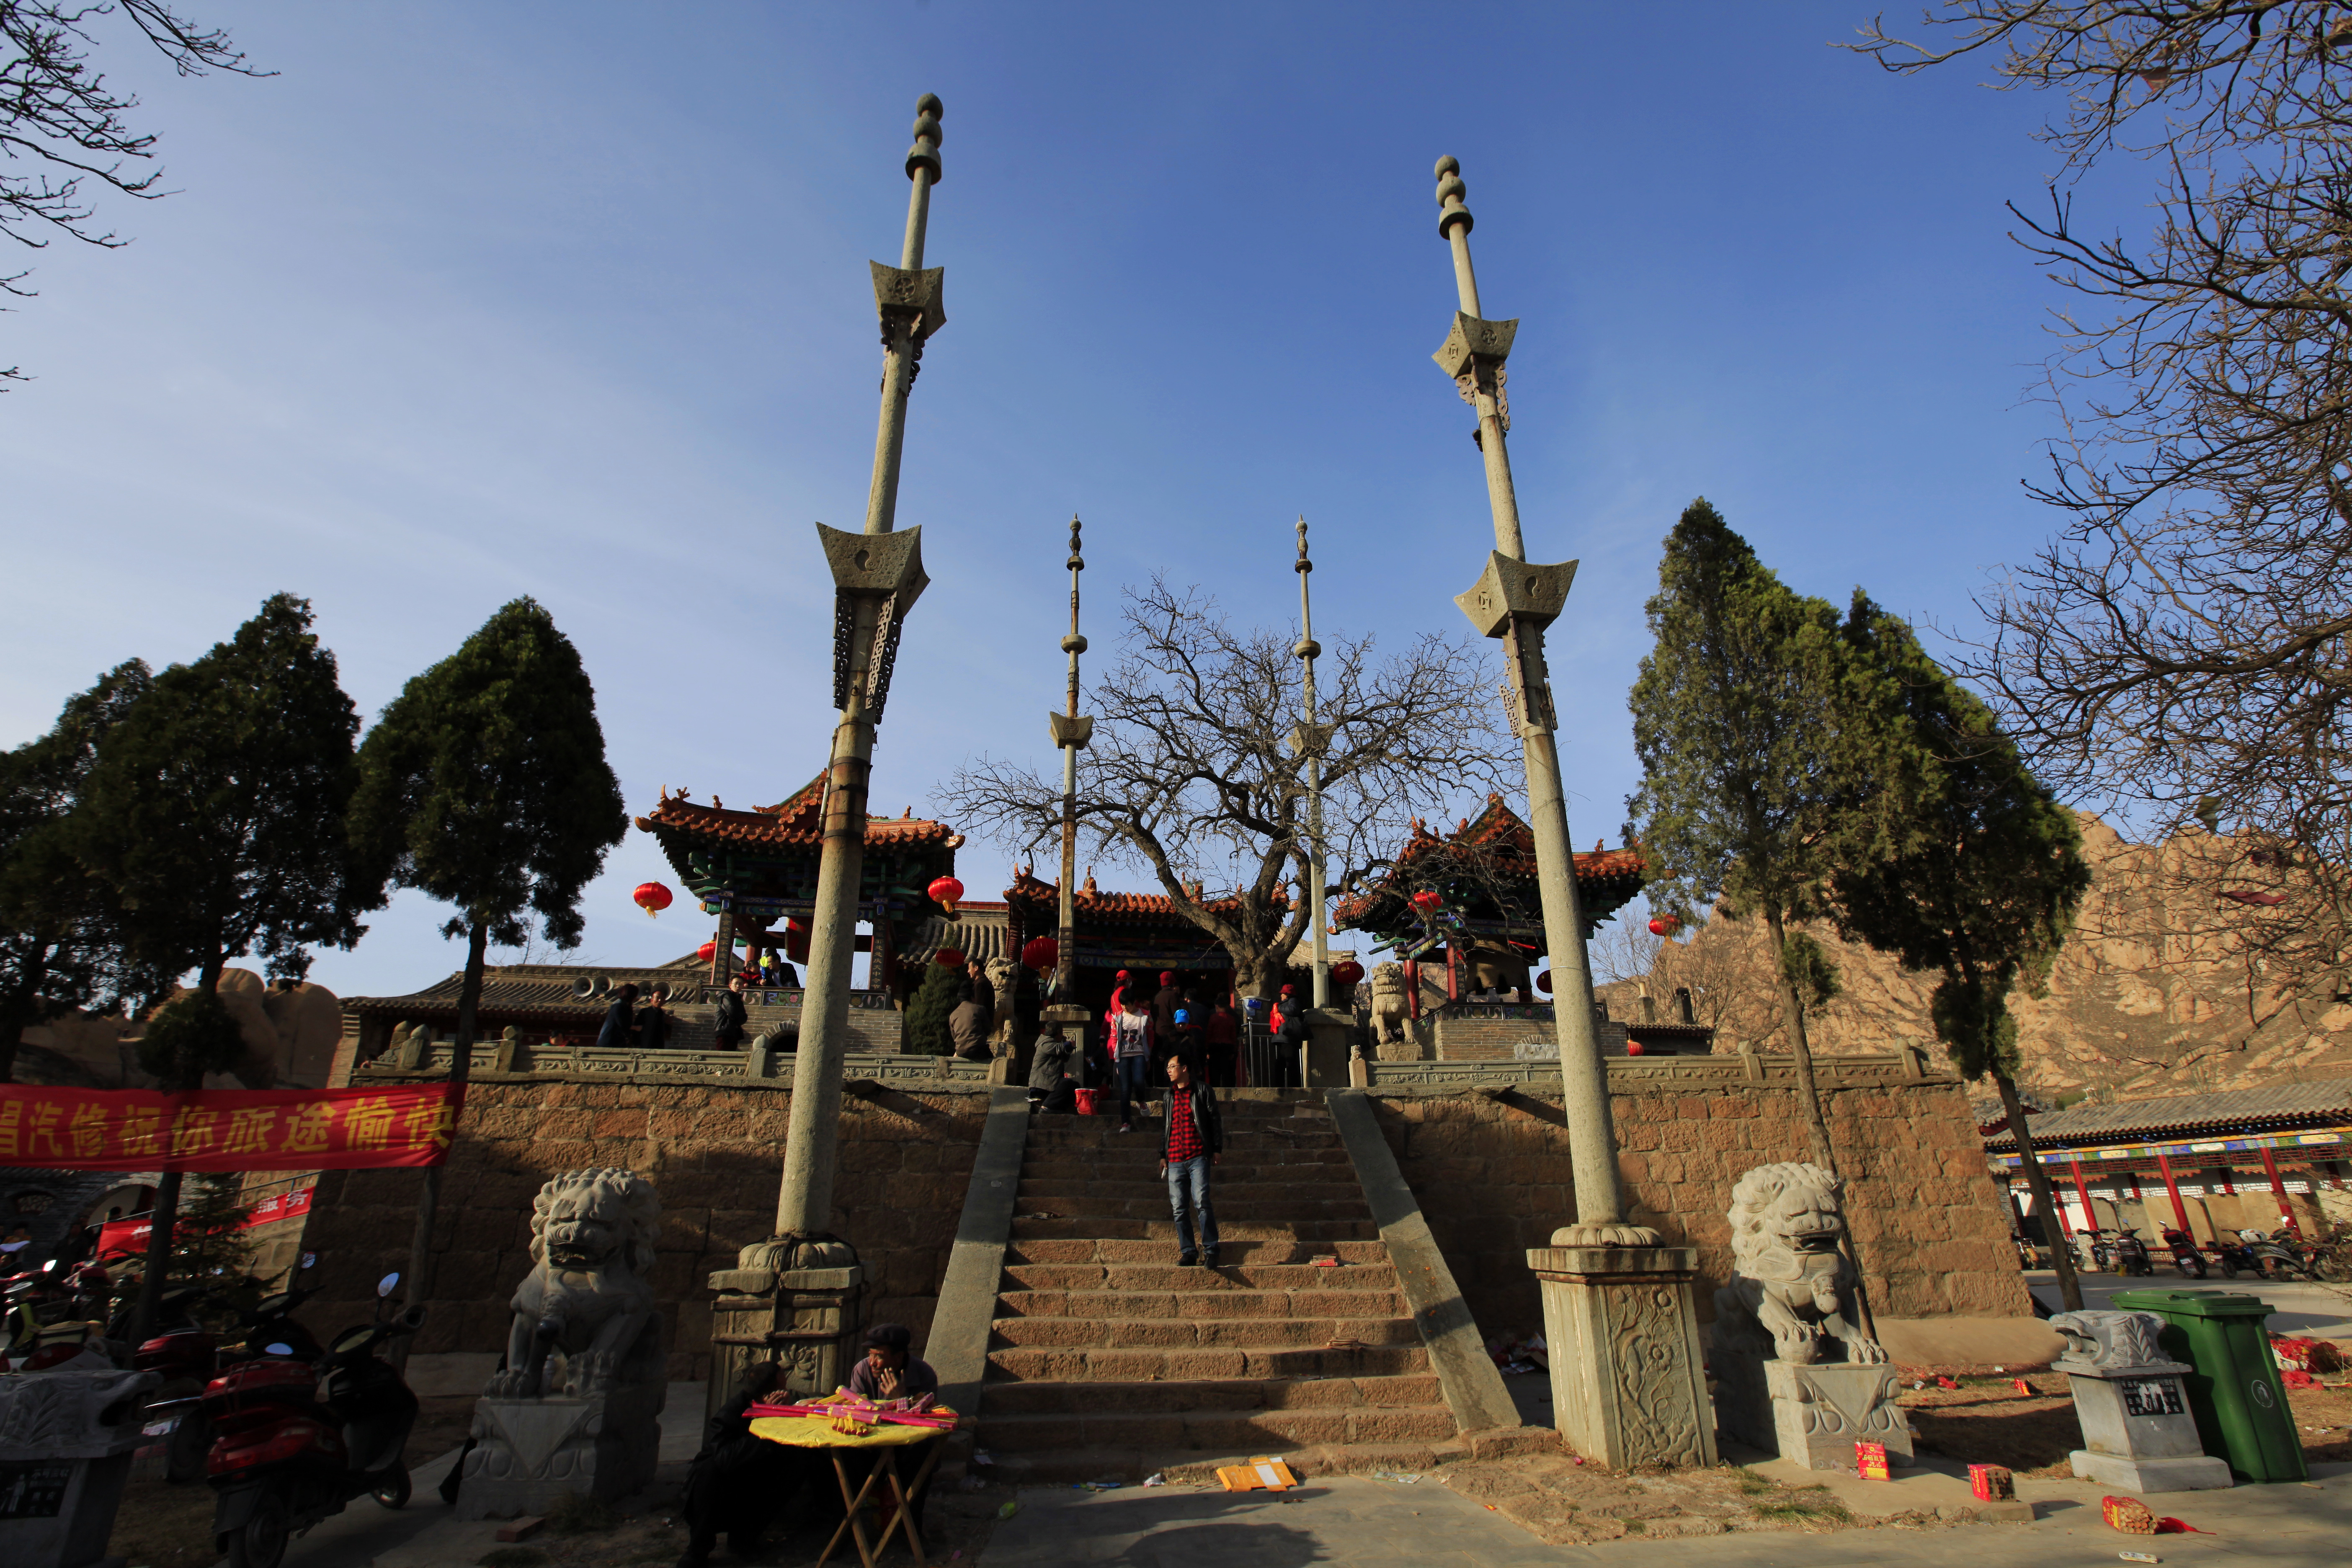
[2155,1151,2192,1235]
[1404,959,1420,1021]
[1444,944,1460,1002]
[2258,1143,2300,1237]
[2071,1155,2097,1233]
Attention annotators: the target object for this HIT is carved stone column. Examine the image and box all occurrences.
[704,1235,864,1424]
[1525,1243,1715,1469]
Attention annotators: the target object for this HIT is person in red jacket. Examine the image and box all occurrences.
[1202,998,1240,1088]
[1158,1049,1222,1266]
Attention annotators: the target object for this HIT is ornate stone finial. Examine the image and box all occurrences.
[1434,154,1473,239]
[907,93,944,182]
[1068,513,1083,563]
[1295,514,1313,575]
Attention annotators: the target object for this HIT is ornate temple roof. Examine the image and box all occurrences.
[1331,794,1648,936]
[634,774,964,854]
[343,959,706,1024]
[1982,1078,2352,1153]
[1002,869,1292,928]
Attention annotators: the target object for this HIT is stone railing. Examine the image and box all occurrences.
[1362,1045,1945,1093]
[356,1038,990,1086]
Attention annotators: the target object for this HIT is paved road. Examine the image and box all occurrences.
[2022,1270,2352,1339]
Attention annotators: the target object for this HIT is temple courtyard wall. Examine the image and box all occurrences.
[294,1048,2030,1383]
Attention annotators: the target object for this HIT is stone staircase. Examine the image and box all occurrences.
[975,1092,1478,1483]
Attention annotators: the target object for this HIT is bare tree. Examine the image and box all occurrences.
[3,1,262,382]
[940,577,1514,998]
[1855,4,2352,995]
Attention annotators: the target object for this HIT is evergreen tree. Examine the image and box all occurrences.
[1625,499,1860,1175]
[903,958,964,1057]
[164,1172,258,1294]
[1828,598,2094,1310]
[346,598,625,1324]
[0,662,160,1081]
[74,594,379,1337]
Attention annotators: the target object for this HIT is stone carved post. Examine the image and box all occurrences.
[1292,516,1334,1014]
[1422,154,1710,1466]
[1042,516,1094,1043]
[715,93,948,1418]
[2050,1311,2231,1491]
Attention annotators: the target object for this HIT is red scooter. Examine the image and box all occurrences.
[175,1269,423,1568]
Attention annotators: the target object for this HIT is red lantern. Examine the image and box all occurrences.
[1648,915,1679,937]
[928,875,965,915]
[1534,970,1553,993]
[1330,959,1366,988]
[696,941,717,963]
[1021,936,1059,972]
[634,881,673,918]
[935,947,967,968]
[1409,889,1444,916]
[1626,1040,1646,1057]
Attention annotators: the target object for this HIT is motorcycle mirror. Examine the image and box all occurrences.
[376,1272,400,1299]
[264,1342,294,1356]
[299,1252,317,1271]
[41,1260,57,1273]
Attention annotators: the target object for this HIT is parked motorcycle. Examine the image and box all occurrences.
[2073,1229,2114,1274]
[2211,1234,2258,1277]
[2246,1228,2317,1281]
[196,1269,421,1568]
[2112,1229,2156,1277]
[2159,1226,2210,1278]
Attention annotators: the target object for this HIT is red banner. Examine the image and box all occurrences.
[0,1084,461,1172]
[95,1184,313,1258]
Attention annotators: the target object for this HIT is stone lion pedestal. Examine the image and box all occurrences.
[1710,1161,1908,1470]
[1526,1242,1716,1469]
[2052,1310,2231,1492]
[457,1167,668,1519]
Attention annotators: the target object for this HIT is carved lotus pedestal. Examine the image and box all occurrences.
[705,1235,864,1425]
[1526,1243,1715,1469]
[456,1382,665,1519]
[1755,1361,1910,1470]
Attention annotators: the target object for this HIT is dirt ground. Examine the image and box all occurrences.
[1432,1452,1965,1547]
[467,1483,1007,1568]
[1900,1371,2352,1476]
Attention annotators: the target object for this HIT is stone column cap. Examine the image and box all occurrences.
[2053,1354,2194,1380]
[1527,1244,1698,1276]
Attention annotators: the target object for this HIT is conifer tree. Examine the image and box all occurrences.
[347,598,625,1326]
[903,958,964,1057]
[1829,598,2093,1310]
[1625,499,1857,1174]
[0,661,159,1082]
[74,594,379,1338]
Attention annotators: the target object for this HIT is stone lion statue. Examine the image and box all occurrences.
[485,1167,664,1398]
[1370,962,1411,1046]
[983,956,1019,1048]
[1711,1161,1885,1367]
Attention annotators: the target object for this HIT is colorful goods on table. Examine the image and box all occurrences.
[1217,1457,1298,1492]
[746,1390,962,1435]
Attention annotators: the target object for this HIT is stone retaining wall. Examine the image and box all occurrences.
[293,1072,988,1382]
[1371,1070,2027,1344]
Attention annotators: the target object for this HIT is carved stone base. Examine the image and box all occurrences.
[0,1368,158,1568]
[455,1382,665,1519]
[1526,1244,1715,1469]
[2069,1450,2233,1491]
[706,1240,865,1425]
[1735,1360,1911,1470]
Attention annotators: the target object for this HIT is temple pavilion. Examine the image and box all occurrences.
[1332,793,1646,1007]
[635,774,966,991]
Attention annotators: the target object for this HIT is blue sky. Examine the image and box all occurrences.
[2,3,2099,997]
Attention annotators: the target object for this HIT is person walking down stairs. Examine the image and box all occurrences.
[1159,1050,1221,1267]
[1111,992,1155,1133]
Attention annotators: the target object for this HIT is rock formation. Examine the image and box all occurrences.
[15,967,342,1089]
[1599,815,2352,1100]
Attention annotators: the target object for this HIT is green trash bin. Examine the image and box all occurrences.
[2111,1289,2307,1483]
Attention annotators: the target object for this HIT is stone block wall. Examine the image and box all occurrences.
[293,1074,986,1382]
[1371,1076,2029,1343]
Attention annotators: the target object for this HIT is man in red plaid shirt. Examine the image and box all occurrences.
[1158,1049,1223,1266]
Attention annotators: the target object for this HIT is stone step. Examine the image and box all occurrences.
[1019,1152,1354,1177]
[989,1315,1424,1353]
[1001,1261,1398,1293]
[1016,1177,1365,1203]
[995,1286,1406,1322]
[988,1342,1428,1382]
[980,1373,1443,1416]
[1001,1197,1374,1224]
[1006,1238,1388,1267]
[976,1439,1449,1487]
[1007,1216,1380,1243]
[976,1403,1460,1453]
[1022,1133,1347,1157]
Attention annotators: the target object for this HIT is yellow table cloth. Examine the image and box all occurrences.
[750,1413,946,1449]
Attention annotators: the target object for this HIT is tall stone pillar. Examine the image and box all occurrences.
[1422,155,1710,1466]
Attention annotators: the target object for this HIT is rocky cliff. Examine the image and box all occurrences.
[1599,816,2352,1100]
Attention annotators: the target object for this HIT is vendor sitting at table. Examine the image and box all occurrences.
[842,1323,942,1543]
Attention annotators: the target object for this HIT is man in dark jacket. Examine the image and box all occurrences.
[1158,1050,1222,1266]
[1028,1025,1077,1112]
[713,972,750,1049]
[596,983,639,1051]
[1151,971,1184,1039]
